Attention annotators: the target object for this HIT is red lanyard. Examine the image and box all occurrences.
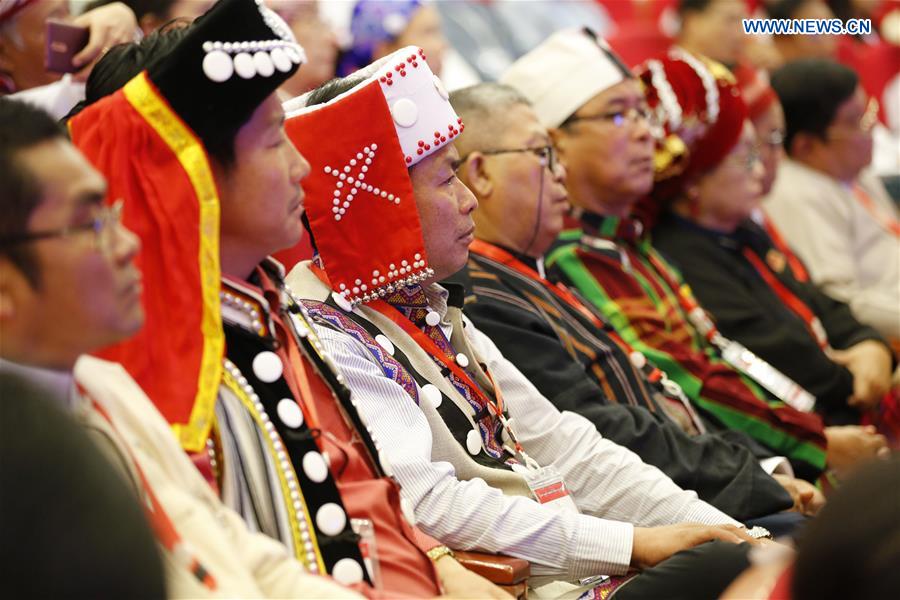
[742,248,830,350]
[473,239,687,398]
[367,299,507,420]
[760,213,809,283]
[853,184,900,237]
[84,390,218,591]
[642,248,721,344]
[311,263,521,454]
[471,239,606,330]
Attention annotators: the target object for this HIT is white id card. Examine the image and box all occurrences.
[351,518,382,588]
[522,465,580,514]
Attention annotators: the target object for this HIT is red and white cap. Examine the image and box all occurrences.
[284,45,462,309]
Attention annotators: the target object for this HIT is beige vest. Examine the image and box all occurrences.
[288,262,533,499]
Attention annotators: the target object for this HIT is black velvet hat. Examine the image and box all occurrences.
[147,0,305,144]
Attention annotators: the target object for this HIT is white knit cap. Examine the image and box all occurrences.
[500,28,632,129]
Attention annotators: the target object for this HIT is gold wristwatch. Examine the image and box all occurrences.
[427,545,455,562]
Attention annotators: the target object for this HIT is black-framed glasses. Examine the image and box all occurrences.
[563,105,652,129]
[0,199,124,252]
[454,144,557,174]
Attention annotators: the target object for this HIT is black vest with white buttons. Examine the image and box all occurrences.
[219,262,375,585]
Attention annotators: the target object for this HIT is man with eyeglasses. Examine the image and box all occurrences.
[502,35,882,484]
[446,79,813,524]
[766,59,900,346]
[0,95,359,598]
[280,42,772,600]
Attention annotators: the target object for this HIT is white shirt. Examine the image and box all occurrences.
[765,159,900,340]
[8,76,85,120]
[6,356,360,599]
[305,282,740,580]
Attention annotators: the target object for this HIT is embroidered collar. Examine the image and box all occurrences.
[580,212,645,243]
[382,282,464,327]
[221,257,292,338]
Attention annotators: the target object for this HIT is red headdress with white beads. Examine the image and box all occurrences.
[283,46,461,309]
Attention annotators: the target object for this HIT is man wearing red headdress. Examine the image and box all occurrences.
[281,37,770,600]
[69,2,503,597]
[2,0,362,596]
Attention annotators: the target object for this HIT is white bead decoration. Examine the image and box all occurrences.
[466,429,482,455]
[433,74,449,101]
[302,451,329,483]
[200,31,304,83]
[252,351,283,383]
[223,358,319,574]
[233,52,256,79]
[332,291,354,312]
[332,558,365,585]
[277,398,304,428]
[391,98,419,128]
[202,50,233,82]
[629,351,647,369]
[316,503,347,536]
[421,384,442,408]
[271,47,292,72]
[375,334,395,355]
[378,449,394,477]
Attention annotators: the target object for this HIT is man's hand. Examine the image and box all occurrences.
[829,340,894,410]
[434,555,513,599]
[772,474,825,516]
[631,523,759,570]
[71,2,138,77]
[825,424,889,474]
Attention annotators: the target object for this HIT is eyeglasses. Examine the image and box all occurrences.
[0,199,124,253]
[726,146,762,173]
[563,105,653,129]
[454,144,558,173]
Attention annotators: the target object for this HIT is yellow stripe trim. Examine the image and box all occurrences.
[123,72,223,452]
[222,367,327,574]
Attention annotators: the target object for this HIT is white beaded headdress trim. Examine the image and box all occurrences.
[332,260,435,311]
[201,0,306,83]
[669,47,720,125]
[646,59,681,131]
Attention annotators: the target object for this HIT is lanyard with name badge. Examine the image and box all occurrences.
[643,249,817,413]
[369,290,580,514]
[312,262,579,512]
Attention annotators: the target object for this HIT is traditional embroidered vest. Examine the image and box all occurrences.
[290,262,534,499]
[217,260,376,585]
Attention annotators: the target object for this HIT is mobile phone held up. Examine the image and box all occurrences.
[45,20,90,74]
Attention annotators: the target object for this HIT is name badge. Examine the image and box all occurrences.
[720,340,816,413]
[351,518,382,588]
[687,307,816,413]
[522,465,580,514]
